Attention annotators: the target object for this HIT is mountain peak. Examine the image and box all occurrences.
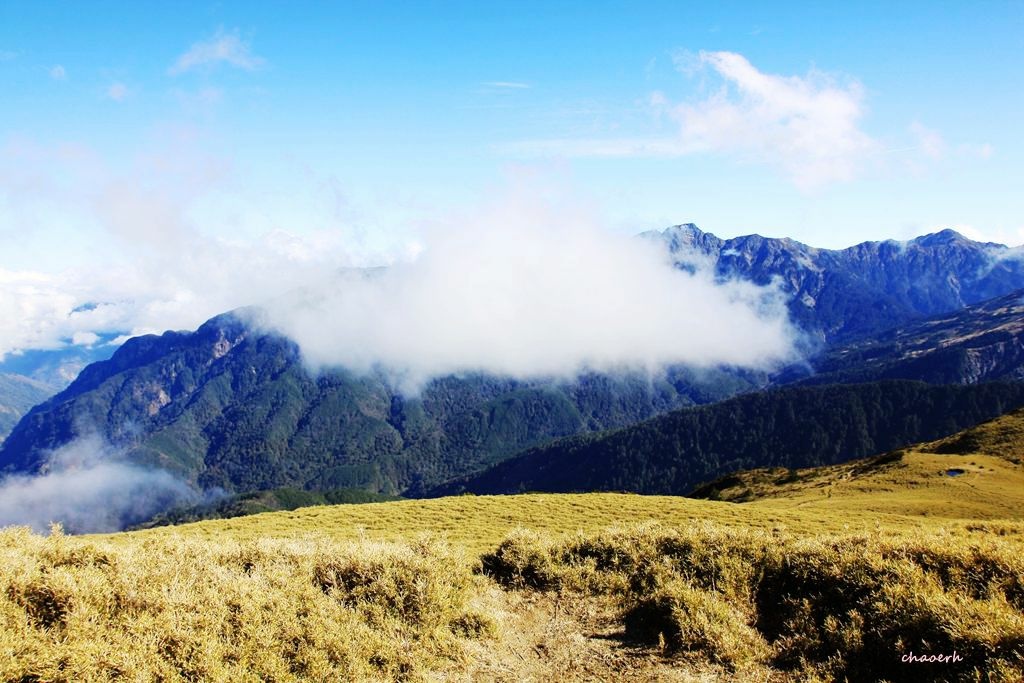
[667,222,703,235]
[912,229,968,247]
[654,223,724,252]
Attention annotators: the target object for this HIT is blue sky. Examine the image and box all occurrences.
[2,1,1022,260]
[0,2,1023,356]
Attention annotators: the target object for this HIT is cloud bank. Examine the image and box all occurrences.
[0,436,197,533]
[0,134,797,389]
[260,196,798,390]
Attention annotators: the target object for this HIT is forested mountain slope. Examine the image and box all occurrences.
[434,380,1024,497]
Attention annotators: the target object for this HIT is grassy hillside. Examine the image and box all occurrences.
[692,407,1024,522]
[132,486,402,529]
[5,408,1024,681]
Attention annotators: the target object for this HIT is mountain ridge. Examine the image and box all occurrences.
[432,380,1024,497]
[644,224,1024,343]
[4,224,1024,529]
[0,310,757,495]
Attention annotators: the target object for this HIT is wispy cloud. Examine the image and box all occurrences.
[0,49,17,62]
[482,81,530,89]
[107,82,129,101]
[909,121,946,160]
[0,435,200,533]
[660,51,879,189]
[168,28,264,75]
[958,142,993,159]
[504,51,880,191]
[49,64,66,80]
[903,122,992,169]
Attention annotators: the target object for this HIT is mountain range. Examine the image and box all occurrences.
[432,380,1024,497]
[646,225,1024,344]
[774,288,1024,386]
[2,226,1024,527]
[0,311,757,494]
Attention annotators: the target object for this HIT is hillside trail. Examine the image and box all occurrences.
[450,584,781,682]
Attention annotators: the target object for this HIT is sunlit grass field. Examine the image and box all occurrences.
[5,410,1024,681]
[117,408,1024,553]
[117,484,1024,558]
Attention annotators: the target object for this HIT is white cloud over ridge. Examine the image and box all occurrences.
[0,196,798,391]
[0,135,798,389]
[259,196,798,391]
[169,29,264,75]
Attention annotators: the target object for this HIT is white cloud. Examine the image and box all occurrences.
[504,51,879,190]
[0,436,198,533]
[260,192,798,391]
[0,50,16,62]
[168,28,264,75]
[107,82,129,101]
[909,121,946,161]
[70,331,99,346]
[483,81,530,89]
[49,64,66,80]
[660,51,880,189]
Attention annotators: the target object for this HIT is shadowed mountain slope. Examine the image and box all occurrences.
[433,380,1024,497]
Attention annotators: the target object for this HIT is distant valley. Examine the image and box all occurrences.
[0,373,55,443]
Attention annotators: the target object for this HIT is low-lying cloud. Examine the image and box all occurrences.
[0,435,198,533]
[0,134,799,390]
[260,197,798,390]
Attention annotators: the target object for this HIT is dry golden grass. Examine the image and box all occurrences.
[703,407,1024,525]
[1,526,491,682]
[481,523,1024,682]
[6,519,1024,682]
[5,409,1024,681]
[113,487,1024,559]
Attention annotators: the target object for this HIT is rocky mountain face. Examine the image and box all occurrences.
[0,312,760,495]
[775,289,1024,386]
[644,225,1024,343]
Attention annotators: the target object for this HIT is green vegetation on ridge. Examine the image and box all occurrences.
[437,380,1024,497]
[0,313,759,497]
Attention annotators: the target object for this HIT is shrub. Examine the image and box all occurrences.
[623,580,769,668]
[485,524,1024,682]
